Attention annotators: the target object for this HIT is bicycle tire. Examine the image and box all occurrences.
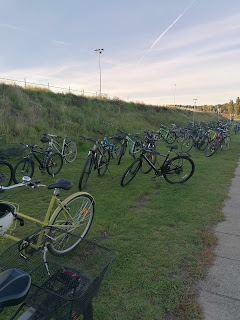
[121,157,142,186]
[64,141,77,163]
[98,148,110,177]
[221,136,230,151]
[117,143,127,165]
[181,137,193,152]
[48,193,95,256]
[140,150,156,174]
[0,160,13,187]
[79,155,94,190]
[204,139,219,157]
[162,155,195,184]
[166,132,176,144]
[46,152,63,177]
[13,158,35,184]
[131,143,141,159]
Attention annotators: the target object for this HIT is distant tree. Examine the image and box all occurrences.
[228,100,234,115]
[235,97,240,115]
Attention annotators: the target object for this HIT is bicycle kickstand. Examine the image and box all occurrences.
[107,166,114,179]
[151,174,163,189]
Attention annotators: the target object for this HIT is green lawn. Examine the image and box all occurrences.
[1,133,240,320]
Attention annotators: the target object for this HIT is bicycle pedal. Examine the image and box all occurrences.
[151,177,156,181]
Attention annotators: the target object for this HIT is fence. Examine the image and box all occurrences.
[0,77,108,98]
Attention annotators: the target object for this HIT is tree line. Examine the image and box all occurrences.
[176,97,240,115]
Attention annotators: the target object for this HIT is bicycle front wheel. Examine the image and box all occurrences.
[0,160,13,187]
[117,143,127,165]
[98,148,110,177]
[46,152,63,176]
[79,155,94,190]
[121,157,142,186]
[48,193,95,256]
[13,158,34,184]
[163,156,195,184]
[166,132,176,144]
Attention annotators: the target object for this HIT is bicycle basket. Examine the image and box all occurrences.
[0,143,26,159]
[0,202,15,235]
[0,227,116,320]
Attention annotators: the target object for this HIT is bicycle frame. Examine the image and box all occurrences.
[140,150,171,175]
[158,127,170,141]
[1,190,86,246]
[48,135,67,157]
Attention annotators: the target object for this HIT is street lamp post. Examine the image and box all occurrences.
[95,48,104,95]
[193,98,198,124]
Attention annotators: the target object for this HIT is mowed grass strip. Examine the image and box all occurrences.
[0,132,240,320]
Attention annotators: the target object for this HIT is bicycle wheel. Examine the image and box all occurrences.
[163,156,195,184]
[13,158,34,184]
[0,160,13,187]
[132,142,141,159]
[197,136,209,151]
[140,150,156,174]
[121,157,142,186]
[46,152,63,176]
[166,132,176,144]
[48,193,94,256]
[98,148,110,177]
[79,155,94,190]
[221,136,230,151]
[204,139,219,157]
[181,137,193,152]
[117,143,127,165]
[64,141,77,163]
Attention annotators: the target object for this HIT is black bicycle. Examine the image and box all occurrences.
[13,144,63,183]
[79,136,111,190]
[121,145,195,187]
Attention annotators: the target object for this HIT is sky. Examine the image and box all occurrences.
[0,0,240,106]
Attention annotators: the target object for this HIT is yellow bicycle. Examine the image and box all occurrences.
[0,176,95,256]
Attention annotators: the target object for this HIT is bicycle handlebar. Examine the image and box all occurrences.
[0,177,44,191]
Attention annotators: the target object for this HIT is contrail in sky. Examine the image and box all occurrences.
[138,0,196,64]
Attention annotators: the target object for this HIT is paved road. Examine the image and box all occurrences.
[198,159,240,319]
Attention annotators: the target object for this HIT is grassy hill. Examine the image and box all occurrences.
[1,84,237,320]
[0,83,221,143]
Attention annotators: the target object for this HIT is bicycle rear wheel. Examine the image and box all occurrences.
[163,156,195,184]
[0,160,13,187]
[46,152,63,176]
[121,157,142,186]
[166,132,176,144]
[48,193,95,256]
[64,141,77,163]
[117,143,127,165]
[13,158,34,184]
[204,139,219,157]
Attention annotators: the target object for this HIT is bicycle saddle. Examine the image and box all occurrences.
[48,178,73,190]
[0,269,31,309]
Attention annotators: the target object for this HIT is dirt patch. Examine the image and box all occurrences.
[130,195,147,212]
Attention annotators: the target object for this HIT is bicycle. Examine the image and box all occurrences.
[41,134,77,163]
[121,144,195,187]
[117,131,142,165]
[13,144,63,184]
[157,125,176,144]
[97,131,122,159]
[79,136,111,190]
[0,228,115,320]
[0,176,95,256]
[0,139,26,187]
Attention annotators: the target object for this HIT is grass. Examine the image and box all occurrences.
[1,131,240,319]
